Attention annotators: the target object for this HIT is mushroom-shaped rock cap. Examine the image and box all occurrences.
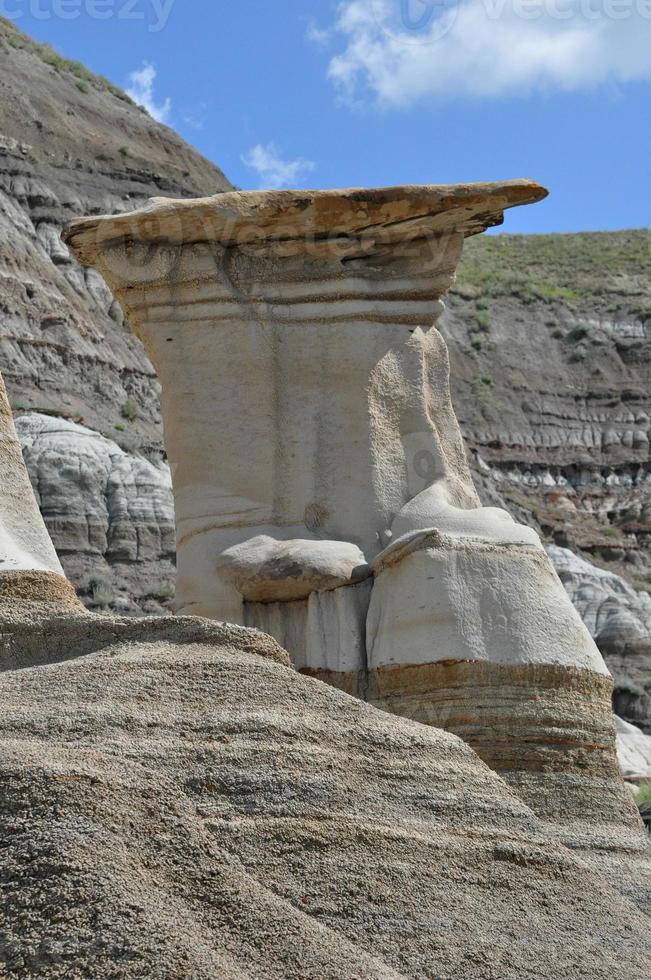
[63,180,548,264]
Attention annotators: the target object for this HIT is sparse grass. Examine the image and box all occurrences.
[76,79,90,94]
[121,398,138,421]
[0,16,135,106]
[601,526,622,539]
[468,310,492,334]
[635,782,651,808]
[114,424,125,432]
[569,349,586,363]
[90,577,113,608]
[118,146,130,158]
[455,230,651,313]
[155,582,176,601]
[569,323,591,341]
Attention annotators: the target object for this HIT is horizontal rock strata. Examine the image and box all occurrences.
[0,16,230,448]
[550,544,651,733]
[63,181,547,626]
[2,617,651,978]
[16,412,175,614]
[369,658,650,908]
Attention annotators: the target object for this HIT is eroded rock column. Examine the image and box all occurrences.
[63,183,544,658]
[64,183,650,904]
[0,372,81,614]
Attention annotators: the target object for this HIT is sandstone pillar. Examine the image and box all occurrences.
[63,183,649,902]
[62,183,545,626]
[0,373,81,613]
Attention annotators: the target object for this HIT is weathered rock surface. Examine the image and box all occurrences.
[549,544,651,732]
[0,377,63,577]
[616,715,651,782]
[1,609,651,979]
[217,535,370,603]
[15,412,175,614]
[1,17,649,693]
[0,15,230,453]
[445,230,651,729]
[63,180,547,625]
[65,183,651,909]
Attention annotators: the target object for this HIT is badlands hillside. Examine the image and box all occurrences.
[0,18,650,734]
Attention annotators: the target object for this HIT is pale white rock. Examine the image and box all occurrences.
[217,535,370,603]
[390,480,541,546]
[548,545,651,643]
[64,181,548,624]
[15,412,175,610]
[63,185,651,894]
[63,183,615,687]
[0,379,63,575]
[245,579,372,682]
[367,530,610,675]
[616,716,651,781]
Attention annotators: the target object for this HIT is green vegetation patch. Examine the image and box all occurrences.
[454,229,651,313]
[121,398,139,421]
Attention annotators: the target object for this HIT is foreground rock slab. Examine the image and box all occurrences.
[2,618,651,980]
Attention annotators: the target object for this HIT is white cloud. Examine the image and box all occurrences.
[306,18,333,45]
[241,143,316,189]
[326,0,651,105]
[126,63,172,123]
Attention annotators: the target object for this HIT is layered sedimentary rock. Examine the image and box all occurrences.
[16,412,175,613]
[444,230,651,580]
[2,18,648,642]
[0,372,80,613]
[4,620,651,978]
[65,183,650,904]
[65,182,649,904]
[1,386,649,977]
[63,181,545,630]
[0,16,230,447]
[550,544,651,732]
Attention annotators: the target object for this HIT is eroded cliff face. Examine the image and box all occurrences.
[443,230,651,588]
[442,233,651,731]
[16,413,175,614]
[0,15,230,452]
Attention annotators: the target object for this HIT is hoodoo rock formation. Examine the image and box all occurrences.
[1,365,651,978]
[0,372,80,610]
[65,183,650,906]
[63,183,547,632]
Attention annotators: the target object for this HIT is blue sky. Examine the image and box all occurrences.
[4,0,650,232]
